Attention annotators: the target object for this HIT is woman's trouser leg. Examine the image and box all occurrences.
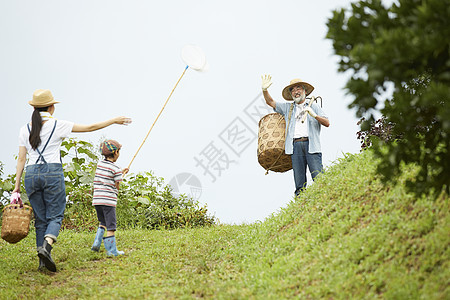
[25,166,46,248]
[42,165,66,243]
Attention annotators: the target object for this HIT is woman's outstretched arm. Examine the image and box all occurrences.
[72,116,131,133]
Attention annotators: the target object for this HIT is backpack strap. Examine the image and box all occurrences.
[27,120,58,164]
[286,102,294,130]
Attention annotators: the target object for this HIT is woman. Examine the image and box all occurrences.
[13,89,132,272]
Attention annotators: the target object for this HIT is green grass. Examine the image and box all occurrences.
[1,150,448,299]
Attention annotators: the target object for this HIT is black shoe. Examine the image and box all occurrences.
[38,257,46,271]
[38,240,57,272]
[37,247,45,271]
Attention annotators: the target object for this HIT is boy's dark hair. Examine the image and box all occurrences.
[103,152,116,159]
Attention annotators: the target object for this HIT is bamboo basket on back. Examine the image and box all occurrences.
[257,113,292,173]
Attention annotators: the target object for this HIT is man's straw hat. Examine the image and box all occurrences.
[282,79,314,101]
[28,89,59,107]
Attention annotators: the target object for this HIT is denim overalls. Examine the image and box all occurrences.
[25,121,66,248]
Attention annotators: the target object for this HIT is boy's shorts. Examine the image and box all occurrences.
[94,205,117,231]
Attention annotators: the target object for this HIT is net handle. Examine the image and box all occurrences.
[127,66,189,170]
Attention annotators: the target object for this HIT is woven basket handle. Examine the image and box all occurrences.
[10,192,23,208]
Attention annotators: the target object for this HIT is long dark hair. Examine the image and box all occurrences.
[29,106,50,150]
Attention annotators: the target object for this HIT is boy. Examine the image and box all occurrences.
[91,139,129,256]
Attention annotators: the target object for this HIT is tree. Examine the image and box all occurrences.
[356,116,397,149]
[326,0,450,194]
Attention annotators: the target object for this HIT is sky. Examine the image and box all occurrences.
[0,0,394,224]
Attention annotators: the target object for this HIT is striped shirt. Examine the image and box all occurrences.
[92,160,123,207]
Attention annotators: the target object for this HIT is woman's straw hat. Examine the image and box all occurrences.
[282,79,314,100]
[28,89,59,107]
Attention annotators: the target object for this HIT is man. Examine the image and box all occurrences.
[261,75,330,196]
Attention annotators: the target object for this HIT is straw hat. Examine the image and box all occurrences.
[28,89,59,107]
[282,79,314,100]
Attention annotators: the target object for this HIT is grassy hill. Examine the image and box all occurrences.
[0,150,448,299]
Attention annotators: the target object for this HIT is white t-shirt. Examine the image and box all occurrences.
[293,103,309,138]
[18,119,74,165]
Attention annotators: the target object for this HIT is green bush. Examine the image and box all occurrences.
[117,172,215,230]
[62,171,215,231]
[61,138,215,230]
[2,137,216,231]
[62,186,97,231]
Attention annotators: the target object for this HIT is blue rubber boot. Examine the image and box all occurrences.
[91,227,105,252]
[103,236,124,256]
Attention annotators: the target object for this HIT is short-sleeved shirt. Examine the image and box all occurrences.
[274,101,327,155]
[18,119,74,165]
[92,160,123,207]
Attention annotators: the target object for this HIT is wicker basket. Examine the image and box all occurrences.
[1,203,33,244]
[257,113,292,173]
